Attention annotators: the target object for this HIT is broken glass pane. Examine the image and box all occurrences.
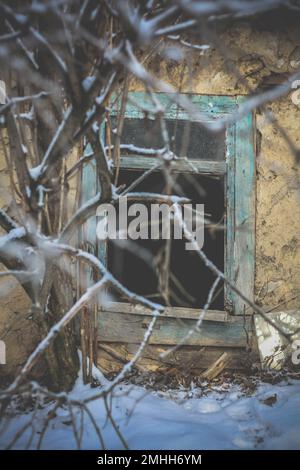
[109,117,225,161]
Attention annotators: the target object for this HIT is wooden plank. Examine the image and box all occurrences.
[201,352,230,380]
[81,148,107,303]
[97,342,259,376]
[98,310,253,347]
[226,104,256,315]
[116,156,226,175]
[81,152,98,286]
[110,92,239,119]
[100,301,228,322]
[81,150,97,243]
[225,123,236,314]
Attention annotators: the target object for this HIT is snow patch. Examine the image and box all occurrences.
[1,377,300,450]
[82,76,96,92]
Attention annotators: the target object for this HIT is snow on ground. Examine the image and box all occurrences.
[1,375,300,450]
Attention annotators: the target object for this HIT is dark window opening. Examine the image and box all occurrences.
[108,170,225,310]
[109,117,225,161]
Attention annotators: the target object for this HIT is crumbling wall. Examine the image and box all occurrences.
[0,137,40,382]
[255,99,300,310]
[0,125,81,382]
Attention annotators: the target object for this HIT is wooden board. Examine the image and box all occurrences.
[100,301,229,322]
[118,156,226,175]
[98,309,254,348]
[226,104,256,314]
[97,342,258,376]
[111,92,239,119]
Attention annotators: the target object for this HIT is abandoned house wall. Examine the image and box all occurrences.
[131,19,300,312]
[1,19,300,379]
[0,127,80,381]
[0,133,38,382]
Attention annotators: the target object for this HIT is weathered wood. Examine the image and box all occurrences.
[81,153,98,245]
[97,342,258,376]
[110,92,239,119]
[80,307,88,384]
[117,156,226,175]
[226,103,256,315]
[98,310,253,347]
[201,352,230,380]
[100,301,229,322]
[225,123,235,314]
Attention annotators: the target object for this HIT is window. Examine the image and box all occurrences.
[82,92,255,317]
[108,170,225,310]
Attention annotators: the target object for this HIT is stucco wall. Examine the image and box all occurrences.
[0,126,80,381]
[1,19,300,379]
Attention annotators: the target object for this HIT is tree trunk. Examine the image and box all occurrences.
[34,263,80,392]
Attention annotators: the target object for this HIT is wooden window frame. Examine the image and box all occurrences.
[82,92,255,317]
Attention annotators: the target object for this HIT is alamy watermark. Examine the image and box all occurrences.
[0,340,6,365]
[0,80,6,105]
[96,198,204,250]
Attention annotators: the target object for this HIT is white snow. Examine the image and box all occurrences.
[19,108,34,121]
[15,14,28,25]
[25,185,31,198]
[21,144,28,155]
[29,164,42,181]
[117,144,165,155]
[92,121,99,134]
[85,105,96,120]
[82,76,96,92]
[1,375,300,450]
[0,227,26,249]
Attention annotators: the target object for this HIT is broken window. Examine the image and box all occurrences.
[82,92,255,317]
[108,170,225,310]
[110,116,226,161]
